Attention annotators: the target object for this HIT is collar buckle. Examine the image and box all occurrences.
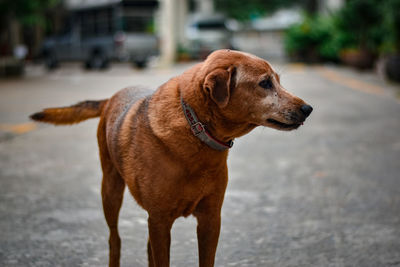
[191,122,205,136]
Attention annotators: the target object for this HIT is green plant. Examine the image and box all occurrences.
[380,0,400,53]
[284,14,341,62]
[334,0,384,52]
[284,0,395,62]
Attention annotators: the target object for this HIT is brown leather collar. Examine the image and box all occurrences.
[180,97,233,151]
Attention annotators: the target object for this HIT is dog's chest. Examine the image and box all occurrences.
[178,199,202,217]
[175,173,221,217]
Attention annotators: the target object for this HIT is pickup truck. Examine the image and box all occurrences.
[42,1,159,69]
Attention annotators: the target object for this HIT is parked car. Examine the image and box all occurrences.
[185,14,235,59]
[42,0,159,70]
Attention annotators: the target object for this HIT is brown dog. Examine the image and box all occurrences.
[30,50,312,267]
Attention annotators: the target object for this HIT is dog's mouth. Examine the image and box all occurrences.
[266,118,302,130]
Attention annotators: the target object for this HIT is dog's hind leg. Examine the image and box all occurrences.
[98,120,125,267]
[101,164,125,267]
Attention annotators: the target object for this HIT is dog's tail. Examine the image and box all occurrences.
[30,99,108,125]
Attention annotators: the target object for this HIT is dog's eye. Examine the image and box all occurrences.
[259,79,273,90]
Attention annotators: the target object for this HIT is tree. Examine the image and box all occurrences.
[0,0,59,27]
[214,0,318,21]
[0,0,60,56]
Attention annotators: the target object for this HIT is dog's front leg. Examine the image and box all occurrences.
[148,216,173,267]
[194,197,223,267]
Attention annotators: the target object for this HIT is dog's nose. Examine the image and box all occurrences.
[300,104,313,117]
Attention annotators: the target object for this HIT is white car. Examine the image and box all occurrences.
[186,14,235,59]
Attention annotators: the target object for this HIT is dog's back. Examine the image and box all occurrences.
[100,87,149,166]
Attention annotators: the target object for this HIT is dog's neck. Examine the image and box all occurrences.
[148,64,256,156]
[180,96,233,151]
[178,73,257,144]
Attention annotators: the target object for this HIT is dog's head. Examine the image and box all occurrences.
[201,50,312,132]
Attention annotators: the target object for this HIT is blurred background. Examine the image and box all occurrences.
[0,0,399,80]
[1,1,400,266]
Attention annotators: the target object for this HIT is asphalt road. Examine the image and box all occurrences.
[1,62,400,267]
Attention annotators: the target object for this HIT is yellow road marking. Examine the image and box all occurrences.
[0,122,37,134]
[312,171,327,178]
[287,63,306,73]
[316,67,385,96]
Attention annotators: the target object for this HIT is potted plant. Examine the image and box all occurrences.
[177,45,191,62]
[382,0,400,82]
[335,0,383,69]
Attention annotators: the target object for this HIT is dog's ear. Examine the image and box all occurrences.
[203,66,236,108]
